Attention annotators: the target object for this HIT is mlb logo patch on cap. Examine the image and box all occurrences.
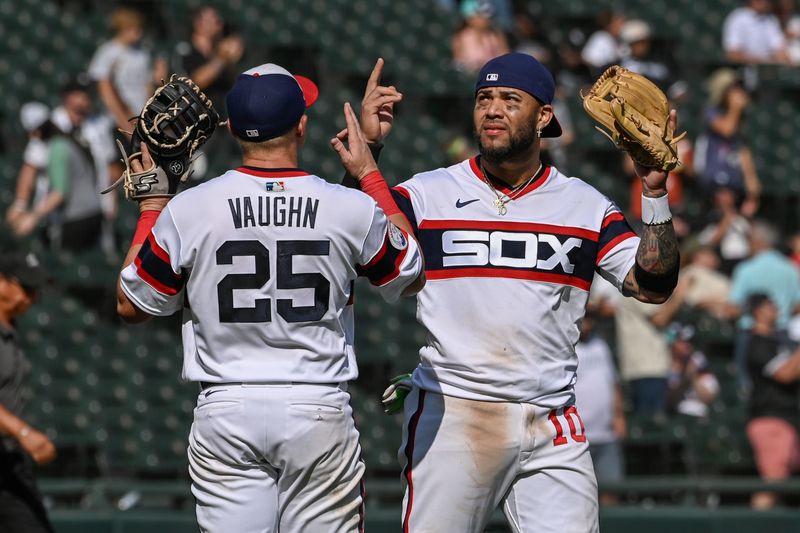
[486,73,499,81]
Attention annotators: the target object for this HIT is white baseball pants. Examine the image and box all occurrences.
[188,383,365,533]
[399,388,598,533]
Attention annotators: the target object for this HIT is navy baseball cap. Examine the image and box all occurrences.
[475,53,562,138]
[226,64,319,142]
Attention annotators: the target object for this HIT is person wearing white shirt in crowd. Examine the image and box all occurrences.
[88,7,167,136]
[723,0,791,64]
[5,104,55,234]
[618,20,670,89]
[574,309,626,505]
[581,10,626,74]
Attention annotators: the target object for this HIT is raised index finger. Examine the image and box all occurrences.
[344,102,362,140]
[366,58,385,94]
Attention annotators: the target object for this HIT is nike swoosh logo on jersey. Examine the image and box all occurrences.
[455,198,480,208]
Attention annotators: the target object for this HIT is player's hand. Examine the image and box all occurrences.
[635,109,677,197]
[381,374,413,414]
[330,102,379,180]
[130,144,169,212]
[359,58,402,144]
[18,427,56,465]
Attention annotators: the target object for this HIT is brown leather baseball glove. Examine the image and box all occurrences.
[582,66,686,171]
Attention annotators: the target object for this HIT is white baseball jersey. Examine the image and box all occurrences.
[392,157,638,407]
[121,166,422,384]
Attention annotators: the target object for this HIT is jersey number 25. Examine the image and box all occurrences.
[216,239,330,324]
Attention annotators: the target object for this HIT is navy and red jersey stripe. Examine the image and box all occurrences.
[391,186,418,234]
[597,211,637,264]
[134,233,184,296]
[356,227,409,286]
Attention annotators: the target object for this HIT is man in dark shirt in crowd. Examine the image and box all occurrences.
[172,5,244,115]
[0,251,55,532]
[172,5,244,173]
[745,293,800,509]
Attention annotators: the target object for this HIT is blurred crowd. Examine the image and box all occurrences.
[4,5,243,253]
[2,0,800,511]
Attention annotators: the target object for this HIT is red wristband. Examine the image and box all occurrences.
[132,210,160,246]
[359,171,401,217]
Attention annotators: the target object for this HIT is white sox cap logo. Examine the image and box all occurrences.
[486,73,499,81]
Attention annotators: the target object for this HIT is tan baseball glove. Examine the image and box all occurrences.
[582,66,686,171]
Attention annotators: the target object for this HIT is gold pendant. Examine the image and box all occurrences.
[494,198,507,215]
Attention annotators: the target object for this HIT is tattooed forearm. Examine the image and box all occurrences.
[636,222,679,274]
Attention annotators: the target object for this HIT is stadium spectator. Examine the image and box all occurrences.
[615,296,676,414]
[666,324,720,418]
[451,0,510,73]
[172,5,244,117]
[723,0,790,64]
[777,0,800,63]
[540,91,575,171]
[511,10,551,64]
[574,311,626,505]
[697,187,752,275]
[0,251,55,533]
[789,231,800,269]
[581,9,625,75]
[728,221,800,390]
[171,5,244,175]
[694,69,761,206]
[680,244,732,317]
[50,80,119,249]
[88,7,167,136]
[12,84,104,251]
[554,41,594,97]
[744,294,800,509]
[618,20,671,89]
[5,104,56,234]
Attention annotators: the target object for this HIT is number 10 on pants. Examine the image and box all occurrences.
[548,406,587,446]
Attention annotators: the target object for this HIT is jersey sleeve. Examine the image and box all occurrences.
[595,202,639,291]
[120,206,186,316]
[356,204,422,303]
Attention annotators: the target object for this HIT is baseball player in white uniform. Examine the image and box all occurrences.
[350,53,681,532]
[114,63,423,532]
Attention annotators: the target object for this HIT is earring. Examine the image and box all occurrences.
[537,128,542,137]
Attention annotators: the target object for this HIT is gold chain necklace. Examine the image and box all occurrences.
[480,163,542,216]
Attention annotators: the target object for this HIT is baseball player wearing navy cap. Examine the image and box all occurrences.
[346,53,680,532]
[114,62,423,533]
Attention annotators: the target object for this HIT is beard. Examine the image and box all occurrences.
[474,120,537,164]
